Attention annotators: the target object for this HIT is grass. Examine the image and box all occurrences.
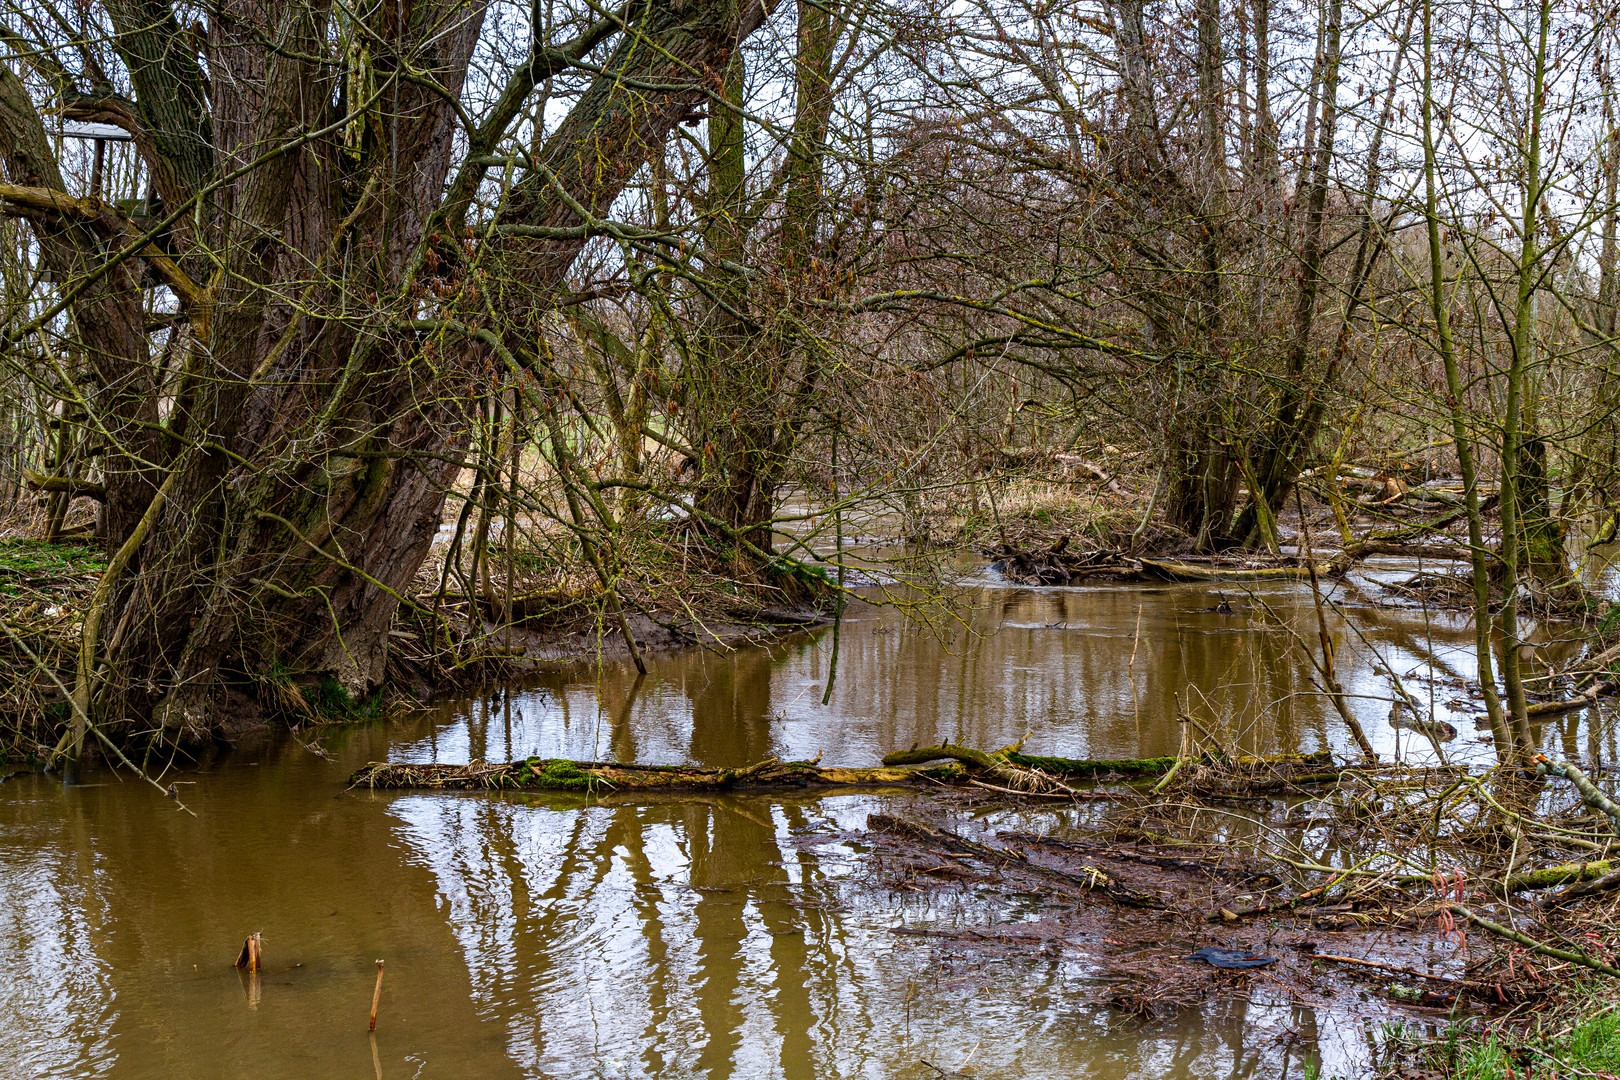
[1594,601,1620,644]
[0,536,105,596]
[1415,984,1620,1079]
[253,662,386,724]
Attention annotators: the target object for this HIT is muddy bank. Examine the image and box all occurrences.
[0,539,831,754]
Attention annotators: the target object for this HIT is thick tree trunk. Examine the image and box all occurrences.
[0,0,775,751]
[1166,423,1240,547]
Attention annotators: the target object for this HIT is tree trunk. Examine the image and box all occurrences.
[0,0,775,752]
[1233,0,1342,548]
[685,0,838,569]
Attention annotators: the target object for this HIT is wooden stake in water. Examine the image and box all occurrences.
[368,960,384,1031]
[234,932,261,973]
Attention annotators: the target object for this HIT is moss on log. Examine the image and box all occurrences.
[1004,752,1179,777]
[1502,859,1615,894]
[348,755,965,793]
[353,747,1341,795]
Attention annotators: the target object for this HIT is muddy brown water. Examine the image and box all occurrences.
[3,566,1616,1079]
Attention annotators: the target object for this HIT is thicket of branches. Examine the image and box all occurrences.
[0,0,1615,765]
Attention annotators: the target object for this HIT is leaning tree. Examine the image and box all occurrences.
[0,0,777,758]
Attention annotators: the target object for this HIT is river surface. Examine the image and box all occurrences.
[3,564,1616,1079]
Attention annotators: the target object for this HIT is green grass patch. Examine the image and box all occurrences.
[0,538,105,595]
[1420,985,1620,1078]
[311,676,385,723]
[1596,601,1620,642]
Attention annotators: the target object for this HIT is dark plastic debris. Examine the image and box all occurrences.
[1184,947,1278,969]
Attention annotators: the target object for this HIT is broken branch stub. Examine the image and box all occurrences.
[234,932,262,973]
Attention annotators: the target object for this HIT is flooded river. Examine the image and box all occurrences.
[3,568,1615,1079]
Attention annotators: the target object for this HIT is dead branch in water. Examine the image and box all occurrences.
[351,745,1340,794]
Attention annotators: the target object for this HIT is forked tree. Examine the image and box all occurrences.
[0,0,776,757]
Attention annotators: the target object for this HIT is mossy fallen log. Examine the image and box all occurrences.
[1005,751,1181,777]
[882,744,1334,779]
[1501,859,1615,894]
[348,755,966,793]
[352,747,1342,795]
[1542,867,1620,907]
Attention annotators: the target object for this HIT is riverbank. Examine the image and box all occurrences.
[6,555,1620,1077]
[0,520,833,759]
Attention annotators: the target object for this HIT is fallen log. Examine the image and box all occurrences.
[1138,557,1319,583]
[1005,750,1182,777]
[883,744,1334,781]
[1524,679,1620,719]
[1500,859,1615,895]
[1324,540,1475,576]
[354,746,1343,795]
[348,755,964,792]
[1542,867,1620,907]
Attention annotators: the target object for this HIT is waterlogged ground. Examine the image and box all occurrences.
[3,566,1617,1079]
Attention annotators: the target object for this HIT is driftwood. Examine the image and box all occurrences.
[1525,679,1620,719]
[1140,540,1473,583]
[1324,540,1474,576]
[986,537,1140,586]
